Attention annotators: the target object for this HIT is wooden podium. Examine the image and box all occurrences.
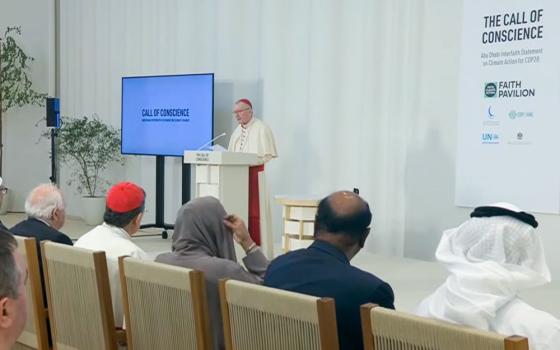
[184,151,258,225]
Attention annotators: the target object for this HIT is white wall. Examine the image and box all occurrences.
[402,1,470,258]
[0,0,55,210]
[56,0,560,276]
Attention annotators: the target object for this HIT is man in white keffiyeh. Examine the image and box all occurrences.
[416,203,560,350]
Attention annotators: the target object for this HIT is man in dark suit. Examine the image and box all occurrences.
[10,183,72,245]
[264,191,394,350]
[10,184,70,346]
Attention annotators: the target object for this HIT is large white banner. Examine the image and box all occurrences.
[455,0,560,213]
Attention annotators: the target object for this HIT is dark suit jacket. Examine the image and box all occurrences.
[264,240,395,350]
[11,217,72,313]
[10,217,72,245]
[10,217,70,346]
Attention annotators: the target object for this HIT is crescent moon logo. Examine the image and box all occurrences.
[487,106,495,119]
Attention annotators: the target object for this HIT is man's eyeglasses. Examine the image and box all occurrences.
[232,107,251,116]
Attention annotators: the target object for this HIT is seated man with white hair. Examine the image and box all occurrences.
[11,183,72,245]
[416,203,560,350]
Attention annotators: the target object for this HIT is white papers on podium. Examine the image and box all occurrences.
[211,144,227,152]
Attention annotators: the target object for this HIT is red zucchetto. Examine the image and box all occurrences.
[236,98,253,109]
[106,182,144,213]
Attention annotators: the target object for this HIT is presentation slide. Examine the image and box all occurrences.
[121,73,214,157]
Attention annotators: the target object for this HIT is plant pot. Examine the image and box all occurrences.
[0,189,10,215]
[81,196,105,226]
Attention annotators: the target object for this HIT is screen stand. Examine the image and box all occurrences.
[140,156,174,239]
[182,162,191,204]
[49,128,58,184]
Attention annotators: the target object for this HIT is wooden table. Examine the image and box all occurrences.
[275,196,321,252]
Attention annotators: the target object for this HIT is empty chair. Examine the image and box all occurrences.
[360,304,528,350]
[41,241,124,350]
[219,279,339,350]
[119,256,213,350]
[13,236,49,350]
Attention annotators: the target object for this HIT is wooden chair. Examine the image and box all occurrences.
[219,279,339,350]
[360,303,529,350]
[13,236,49,350]
[118,256,213,350]
[41,241,124,350]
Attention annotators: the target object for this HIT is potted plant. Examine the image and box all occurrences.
[55,115,123,225]
[0,26,46,213]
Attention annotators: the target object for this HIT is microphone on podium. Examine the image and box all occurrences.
[197,132,227,150]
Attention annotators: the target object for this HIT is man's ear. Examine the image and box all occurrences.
[52,207,63,221]
[0,297,13,329]
[358,230,370,249]
[134,212,144,226]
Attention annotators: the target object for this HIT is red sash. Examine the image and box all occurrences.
[248,164,264,245]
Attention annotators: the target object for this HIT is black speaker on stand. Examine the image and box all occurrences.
[46,97,60,184]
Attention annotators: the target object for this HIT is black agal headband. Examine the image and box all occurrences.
[470,206,538,228]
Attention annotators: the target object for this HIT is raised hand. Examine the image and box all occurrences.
[223,214,255,251]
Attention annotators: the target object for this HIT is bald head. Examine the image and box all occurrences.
[328,191,367,217]
[25,184,66,230]
[314,191,372,242]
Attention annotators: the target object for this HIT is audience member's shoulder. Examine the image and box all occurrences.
[346,266,394,307]
[52,230,73,245]
[39,220,73,245]
[130,247,149,260]
[11,217,44,231]
[348,263,392,289]
[9,218,30,231]
[10,218,72,244]
[272,248,307,261]
[267,249,305,270]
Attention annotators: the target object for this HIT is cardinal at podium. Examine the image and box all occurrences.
[228,98,277,245]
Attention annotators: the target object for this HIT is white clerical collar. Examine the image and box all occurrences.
[241,117,256,129]
[102,222,132,240]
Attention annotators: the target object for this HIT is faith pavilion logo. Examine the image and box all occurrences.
[484,82,497,98]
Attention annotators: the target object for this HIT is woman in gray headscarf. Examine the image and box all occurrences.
[156,196,269,350]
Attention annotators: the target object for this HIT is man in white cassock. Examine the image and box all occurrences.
[228,98,277,247]
[75,182,149,328]
[416,203,560,350]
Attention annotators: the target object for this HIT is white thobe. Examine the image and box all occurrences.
[228,117,278,163]
[75,223,149,327]
[417,296,560,350]
[492,299,560,350]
